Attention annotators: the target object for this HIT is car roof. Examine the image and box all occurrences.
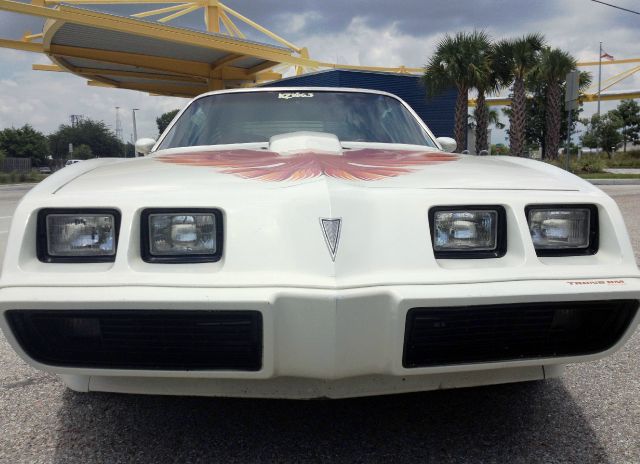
[194,87,401,101]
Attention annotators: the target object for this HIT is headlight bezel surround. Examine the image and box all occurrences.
[140,208,224,264]
[525,203,599,257]
[36,208,121,263]
[428,205,507,259]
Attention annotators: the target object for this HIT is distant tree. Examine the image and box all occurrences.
[423,31,494,152]
[503,68,589,158]
[581,113,623,157]
[494,34,545,157]
[156,109,180,135]
[611,99,640,152]
[125,142,136,157]
[468,108,505,130]
[72,144,93,160]
[0,125,49,164]
[49,119,122,159]
[526,48,592,159]
[535,48,577,160]
[491,143,509,156]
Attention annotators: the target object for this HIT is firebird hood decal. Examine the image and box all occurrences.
[156,148,459,182]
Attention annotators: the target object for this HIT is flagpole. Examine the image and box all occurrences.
[597,41,602,117]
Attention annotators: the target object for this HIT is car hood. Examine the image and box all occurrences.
[49,145,592,196]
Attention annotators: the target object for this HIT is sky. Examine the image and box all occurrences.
[0,0,639,145]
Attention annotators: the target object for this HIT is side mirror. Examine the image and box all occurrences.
[436,137,457,153]
[135,138,156,156]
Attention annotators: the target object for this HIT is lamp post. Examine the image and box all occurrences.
[132,108,139,157]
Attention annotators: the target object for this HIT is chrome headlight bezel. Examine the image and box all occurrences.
[36,208,121,263]
[428,205,507,259]
[141,208,224,263]
[525,204,598,257]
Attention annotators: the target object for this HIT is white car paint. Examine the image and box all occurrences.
[0,87,638,399]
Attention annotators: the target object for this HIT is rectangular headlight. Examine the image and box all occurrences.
[37,209,120,262]
[526,205,598,256]
[429,206,506,258]
[141,209,223,263]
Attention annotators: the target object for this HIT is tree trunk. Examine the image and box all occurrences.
[475,91,489,155]
[510,78,526,157]
[454,86,468,153]
[544,81,562,160]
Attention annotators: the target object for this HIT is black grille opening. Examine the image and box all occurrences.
[403,300,638,368]
[6,310,263,371]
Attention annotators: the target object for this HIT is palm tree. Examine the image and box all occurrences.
[535,48,577,159]
[423,30,492,152]
[495,34,545,157]
[474,43,507,155]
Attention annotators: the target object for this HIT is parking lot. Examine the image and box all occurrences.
[0,184,639,464]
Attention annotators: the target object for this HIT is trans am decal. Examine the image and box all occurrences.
[157,148,459,182]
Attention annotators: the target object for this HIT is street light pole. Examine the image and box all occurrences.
[597,42,602,118]
[132,108,139,157]
[132,108,139,142]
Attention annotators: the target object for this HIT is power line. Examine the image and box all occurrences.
[591,0,640,15]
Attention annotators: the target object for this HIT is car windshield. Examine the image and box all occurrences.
[157,91,437,149]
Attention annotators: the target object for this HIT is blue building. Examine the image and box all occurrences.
[262,69,457,139]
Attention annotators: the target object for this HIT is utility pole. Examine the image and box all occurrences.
[597,42,602,118]
[115,106,125,157]
[132,108,139,143]
[115,106,123,141]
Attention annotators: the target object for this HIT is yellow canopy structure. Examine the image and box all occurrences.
[0,0,638,102]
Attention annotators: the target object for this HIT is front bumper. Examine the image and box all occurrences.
[1,279,639,398]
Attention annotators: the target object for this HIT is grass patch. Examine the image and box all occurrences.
[603,150,640,168]
[578,172,640,179]
[0,170,47,184]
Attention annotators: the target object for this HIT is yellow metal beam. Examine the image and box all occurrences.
[0,0,310,66]
[49,44,212,77]
[158,4,199,23]
[599,66,640,93]
[219,3,302,53]
[220,10,244,38]
[470,91,640,107]
[0,38,43,53]
[76,67,207,83]
[581,91,640,102]
[577,58,640,67]
[218,10,236,37]
[87,80,115,88]
[131,3,196,19]
[32,63,63,71]
[46,0,196,4]
[245,60,280,76]
[204,3,220,33]
[210,53,244,71]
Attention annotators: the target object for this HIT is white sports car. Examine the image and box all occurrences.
[1,88,638,399]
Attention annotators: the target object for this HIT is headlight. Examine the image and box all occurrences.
[429,206,506,258]
[37,209,120,262]
[526,205,598,256]
[141,209,223,263]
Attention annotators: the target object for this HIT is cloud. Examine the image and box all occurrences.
[0,49,186,140]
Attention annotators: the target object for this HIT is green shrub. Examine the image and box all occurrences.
[0,170,46,184]
[573,154,605,173]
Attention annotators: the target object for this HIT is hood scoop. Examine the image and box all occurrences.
[269,131,343,156]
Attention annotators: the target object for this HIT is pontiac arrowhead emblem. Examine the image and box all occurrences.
[320,218,342,261]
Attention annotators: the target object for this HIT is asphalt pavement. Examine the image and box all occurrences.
[0,184,639,464]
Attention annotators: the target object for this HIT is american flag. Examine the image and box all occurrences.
[600,51,614,61]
